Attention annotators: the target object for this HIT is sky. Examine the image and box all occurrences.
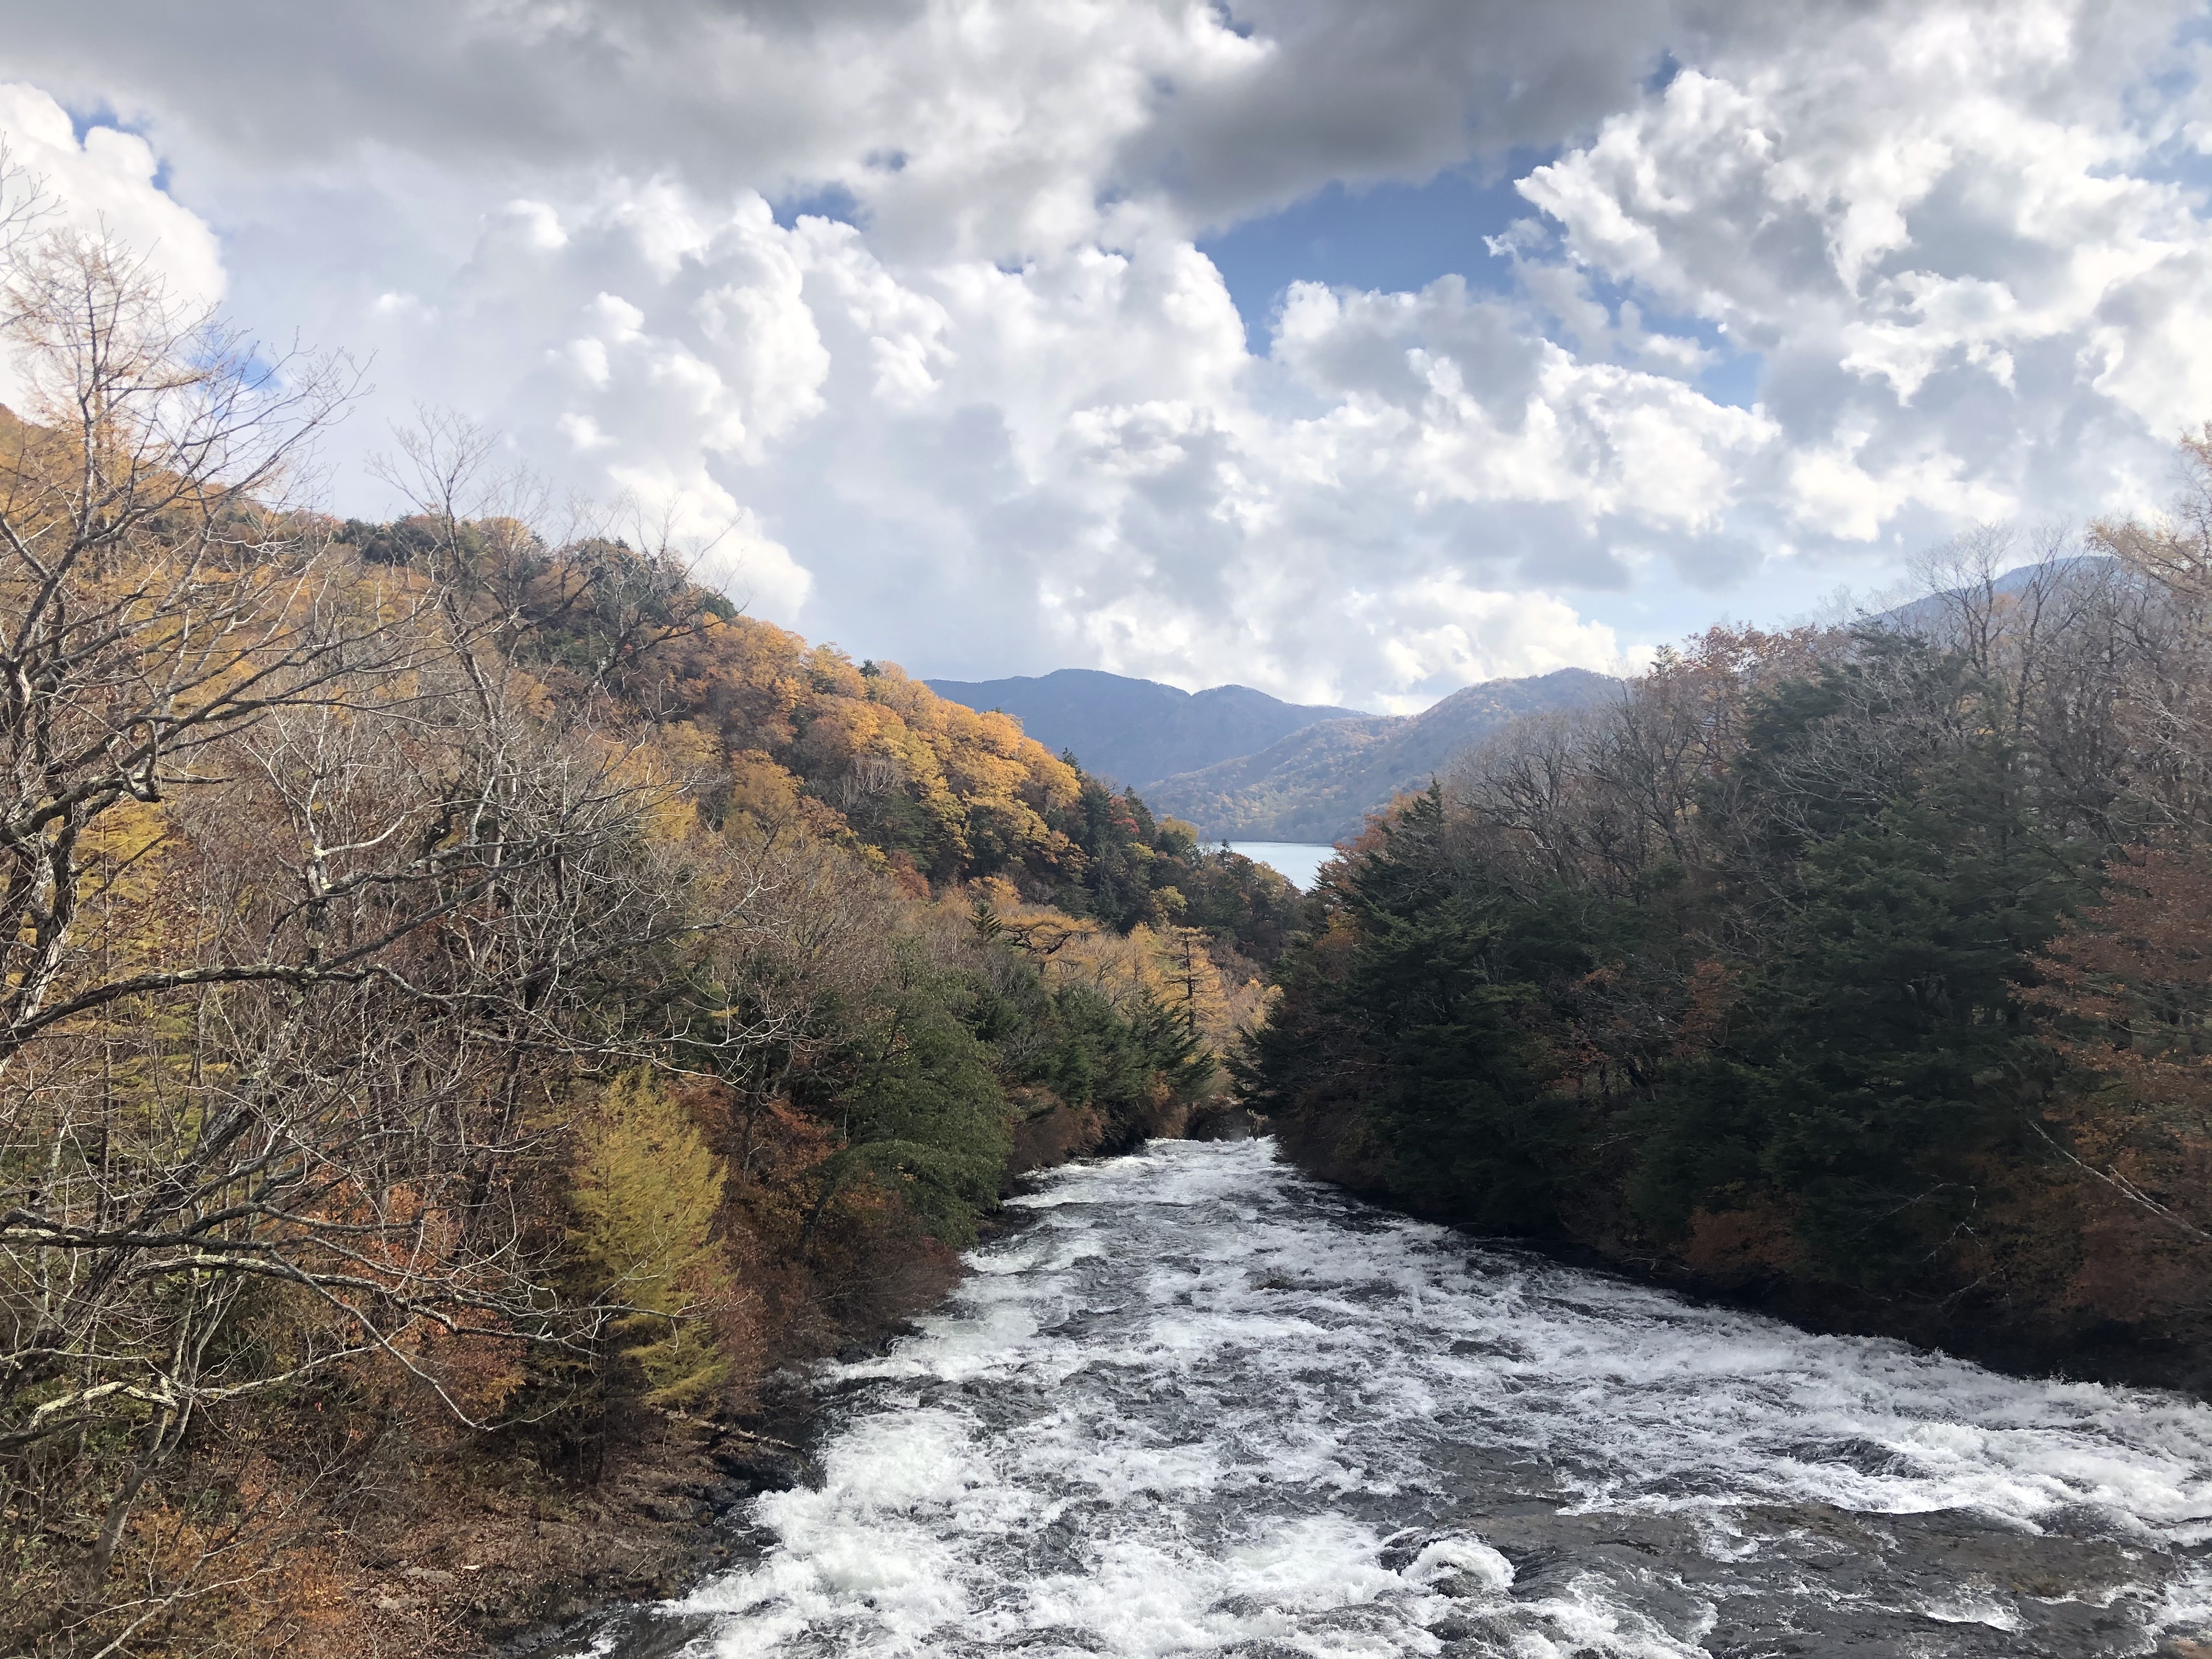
[6,1,2212,712]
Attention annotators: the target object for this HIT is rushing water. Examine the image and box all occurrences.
[563,1139,2212,1657]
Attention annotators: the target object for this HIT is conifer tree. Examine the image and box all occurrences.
[568,1071,740,1408]
[1158,925,1229,1041]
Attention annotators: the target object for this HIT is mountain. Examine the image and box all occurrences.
[924,668,1363,788]
[1873,554,2118,635]
[1146,668,1621,842]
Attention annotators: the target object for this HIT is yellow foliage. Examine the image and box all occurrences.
[726,746,808,828]
[620,720,721,845]
[1156,924,1231,1042]
[568,1071,742,1409]
[862,662,1083,860]
[962,881,1164,1012]
[967,882,1274,1058]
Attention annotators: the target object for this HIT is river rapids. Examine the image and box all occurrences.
[562,1138,2212,1657]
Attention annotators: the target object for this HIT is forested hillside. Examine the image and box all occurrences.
[1248,510,2212,1384]
[1147,667,1617,841]
[0,230,1301,1657]
[924,668,1361,788]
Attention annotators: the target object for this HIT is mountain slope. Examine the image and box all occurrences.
[1147,668,1620,842]
[1874,554,2118,635]
[924,668,1362,787]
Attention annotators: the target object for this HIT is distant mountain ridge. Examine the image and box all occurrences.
[1873,554,2117,635]
[932,563,2106,848]
[1146,668,1621,842]
[924,668,1362,788]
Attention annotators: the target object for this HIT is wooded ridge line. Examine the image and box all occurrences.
[927,664,1624,842]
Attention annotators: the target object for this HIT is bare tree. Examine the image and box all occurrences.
[0,227,781,1651]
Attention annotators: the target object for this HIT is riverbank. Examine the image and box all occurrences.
[1274,1102,2212,1407]
[1659,1252,2212,1404]
[346,1413,805,1656]
[372,1191,1086,1655]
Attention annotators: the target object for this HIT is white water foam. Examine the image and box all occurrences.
[652,1139,2212,1657]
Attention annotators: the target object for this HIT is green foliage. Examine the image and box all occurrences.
[1053,770,1307,961]
[1244,786,1573,1228]
[1252,628,2108,1297]
[834,963,1011,1247]
[1633,723,2084,1285]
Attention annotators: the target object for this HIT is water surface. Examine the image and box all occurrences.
[1221,842,1338,891]
[570,1139,2212,1657]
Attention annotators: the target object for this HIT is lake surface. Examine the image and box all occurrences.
[558,1139,2212,1657]
[1221,842,1338,891]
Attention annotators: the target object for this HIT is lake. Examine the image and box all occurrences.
[1221,840,1338,890]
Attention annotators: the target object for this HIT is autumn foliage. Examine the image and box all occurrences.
[0,219,1301,1656]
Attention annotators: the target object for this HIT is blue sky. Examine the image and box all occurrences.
[1200,169,1534,336]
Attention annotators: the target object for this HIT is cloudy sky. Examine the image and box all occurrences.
[8,1,2212,710]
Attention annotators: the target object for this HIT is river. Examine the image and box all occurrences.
[555,1138,2212,1657]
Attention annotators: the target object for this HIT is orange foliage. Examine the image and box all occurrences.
[2028,847,2212,1314]
[1004,1086,1107,1176]
[1673,960,1742,1057]
[608,613,1082,886]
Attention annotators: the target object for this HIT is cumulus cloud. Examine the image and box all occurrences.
[1516,3,2212,535]
[0,84,228,415]
[2,1,2210,710]
[0,83,224,303]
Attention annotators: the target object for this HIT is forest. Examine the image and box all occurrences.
[1248,483,2212,1381]
[0,225,1300,1656]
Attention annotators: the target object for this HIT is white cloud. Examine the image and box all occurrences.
[0,83,224,308]
[1364,575,1631,715]
[1,2,2210,713]
[0,83,230,425]
[1514,2,2212,542]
